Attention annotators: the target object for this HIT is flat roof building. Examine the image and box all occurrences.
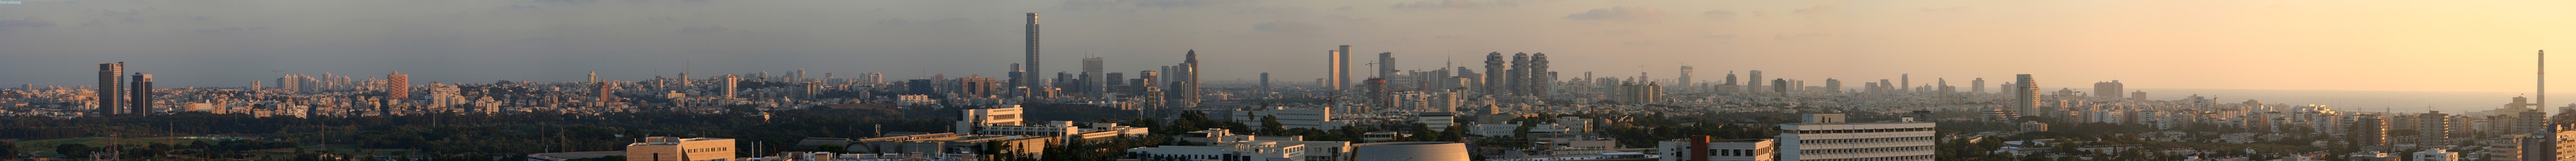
[1777,113,1936,161]
[625,137,736,161]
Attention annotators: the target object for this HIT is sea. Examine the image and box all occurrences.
[2133,89,2562,113]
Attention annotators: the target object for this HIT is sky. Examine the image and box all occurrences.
[3,0,2575,94]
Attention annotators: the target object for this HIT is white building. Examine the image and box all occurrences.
[1777,113,1936,161]
[1417,112,1457,131]
[954,105,1025,134]
[1656,136,1774,161]
[2412,149,2457,161]
[1129,129,1337,161]
[1232,106,1350,130]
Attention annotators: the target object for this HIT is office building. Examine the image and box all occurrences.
[625,137,736,161]
[598,81,618,107]
[1023,12,1044,94]
[1085,57,1105,99]
[1900,74,1909,91]
[1232,106,1349,130]
[1340,45,1352,89]
[1170,50,1201,108]
[1678,66,1694,89]
[1327,50,1344,91]
[129,73,153,115]
[1748,70,1763,92]
[960,76,996,98]
[97,62,122,115]
[1971,78,1985,94]
[1379,52,1396,80]
[388,71,410,102]
[1777,113,1936,161]
[2094,80,2124,100]
[1824,78,1840,94]
[955,105,1028,134]
[2014,74,2038,119]
[1259,72,1270,97]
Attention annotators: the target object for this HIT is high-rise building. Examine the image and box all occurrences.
[1483,53,1506,95]
[599,81,618,107]
[1971,78,1985,94]
[1023,12,1045,96]
[1777,113,1936,161]
[961,76,996,98]
[1085,57,1105,99]
[1899,74,1909,91]
[2094,80,2125,100]
[1724,71,1738,92]
[2015,74,2039,119]
[1508,53,1529,96]
[1339,45,1352,90]
[1678,66,1694,89]
[1824,78,1840,94]
[1772,79,1789,94]
[1379,52,1396,80]
[1259,72,1271,97]
[1327,50,1344,91]
[388,71,410,101]
[1172,50,1201,108]
[589,72,599,83]
[1368,78,1392,109]
[1747,70,1764,92]
[723,75,740,99]
[96,62,122,115]
[1528,53,1549,97]
[129,73,152,115]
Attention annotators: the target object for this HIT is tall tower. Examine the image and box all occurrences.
[1482,52,1506,95]
[1748,70,1764,91]
[388,71,410,100]
[1972,78,1986,94]
[129,72,152,116]
[1901,74,1910,91]
[1085,57,1105,99]
[724,75,740,99]
[1678,66,1694,88]
[97,62,123,115]
[1528,53,1550,97]
[599,81,617,108]
[1327,50,1344,91]
[2015,74,2039,119]
[1177,50,1202,108]
[1024,12,1045,94]
[1509,53,1529,96]
[1259,72,1270,97]
[1379,52,1397,80]
[589,72,599,83]
[1338,45,1353,89]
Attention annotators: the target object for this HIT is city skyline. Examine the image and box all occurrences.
[2,1,2575,93]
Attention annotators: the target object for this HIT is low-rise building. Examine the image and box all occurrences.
[1656,136,1774,161]
[625,137,736,161]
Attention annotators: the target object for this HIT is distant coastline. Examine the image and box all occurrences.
[2129,88,2553,113]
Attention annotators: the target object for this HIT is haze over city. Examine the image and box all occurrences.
[0,0,2569,93]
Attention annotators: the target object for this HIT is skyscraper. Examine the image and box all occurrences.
[129,72,152,116]
[1678,66,1694,89]
[1528,53,1550,97]
[724,75,740,99]
[589,72,599,83]
[1900,74,1910,91]
[1747,70,1764,92]
[96,62,122,115]
[2094,80,2125,100]
[1824,78,1840,94]
[599,81,617,107]
[1509,53,1528,96]
[1379,52,1397,79]
[2015,74,2039,119]
[1483,53,1506,95]
[1085,57,1105,99]
[1339,45,1352,90]
[1170,50,1202,108]
[1724,71,1738,92]
[1971,78,1986,94]
[1259,72,1270,97]
[388,71,410,101]
[1023,12,1045,96]
[1327,50,1344,91]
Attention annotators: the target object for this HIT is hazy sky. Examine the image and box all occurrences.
[4,0,2575,93]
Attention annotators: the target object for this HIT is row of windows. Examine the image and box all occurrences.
[1798,136,1935,145]
[1708,149,1760,157]
[685,147,730,153]
[1804,154,1934,161]
[1787,127,1933,134]
[1797,146,1931,155]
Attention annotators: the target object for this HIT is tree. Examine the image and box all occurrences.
[56,143,92,158]
[1259,116,1285,135]
[0,141,17,159]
